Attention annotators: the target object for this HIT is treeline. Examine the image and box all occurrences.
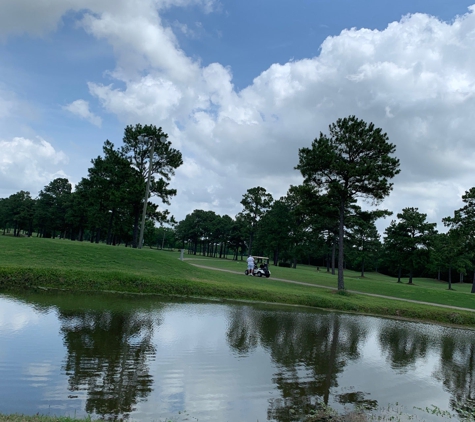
[175,186,475,291]
[2,117,475,290]
[0,123,183,248]
[4,176,475,289]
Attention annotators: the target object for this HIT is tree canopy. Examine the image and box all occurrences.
[296,115,400,290]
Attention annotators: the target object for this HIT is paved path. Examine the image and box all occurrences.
[188,263,475,313]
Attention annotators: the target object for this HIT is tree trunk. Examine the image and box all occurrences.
[361,256,365,278]
[323,316,340,405]
[106,210,115,245]
[132,206,140,248]
[331,239,336,276]
[248,233,253,256]
[471,270,475,293]
[448,266,452,290]
[337,199,345,290]
[438,269,440,281]
[397,266,402,283]
[408,268,413,284]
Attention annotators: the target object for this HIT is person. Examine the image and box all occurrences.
[246,255,255,275]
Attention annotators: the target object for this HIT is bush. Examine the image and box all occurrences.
[279,262,291,268]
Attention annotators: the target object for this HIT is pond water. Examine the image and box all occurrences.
[0,291,474,422]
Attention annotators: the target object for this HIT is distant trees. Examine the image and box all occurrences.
[296,116,400,290]
[37,178,72,238]
[442,188,475,292]
[239,186,274,255]
[346,209,388,278]
[5,115,475,290]
[0,124,182,247]
[1,191,35,236]
[383,208,436,284]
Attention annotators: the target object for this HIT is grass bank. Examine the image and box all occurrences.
[1,236,475,327]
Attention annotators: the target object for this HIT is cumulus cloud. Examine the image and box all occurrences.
[2,0,475,228]
[76,5,475,225]
[64,99,102,127]
[0,137,69,197]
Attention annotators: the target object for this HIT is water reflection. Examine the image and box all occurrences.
[379,323,430,371]
[59,310,158,419]
[3,292,163,420]
[2,292,475,422]
[434,333,475,417]
[226,307,372,420]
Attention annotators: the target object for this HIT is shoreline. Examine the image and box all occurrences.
[2,266,475,329]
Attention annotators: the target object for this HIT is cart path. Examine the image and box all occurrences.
[188,263,475,313]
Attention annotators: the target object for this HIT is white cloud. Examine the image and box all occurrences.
[0,0,218,39]
[2,0,475,228]
[0,137,69,197]
[64,99,102,127]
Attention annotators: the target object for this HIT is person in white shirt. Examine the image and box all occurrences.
[246,255,255,275]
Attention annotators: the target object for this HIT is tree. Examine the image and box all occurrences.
[120,124,183,248]
[383,207,437,284]
[36,178,72,238]
[84,141,145,244]
[437,230,470,290]
[296,116,400,290]
[346,209,389,277]
[4,191,35,236]
[256,199,292,265]
[239,186,274,255]
[443,188,475,293]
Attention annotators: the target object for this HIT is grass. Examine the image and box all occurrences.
[1,236,475,327]
[185,254,475,309]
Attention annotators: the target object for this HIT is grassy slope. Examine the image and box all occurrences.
[185,255,475,309]
[1,236,475,327]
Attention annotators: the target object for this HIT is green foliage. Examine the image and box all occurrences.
[383,207,437,284]
[239,186,274,255]
[296,116,400,290]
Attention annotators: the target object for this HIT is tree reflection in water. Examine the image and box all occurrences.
[226,307,371,421]
[58,309,159,420]
[378,323,430,372]
[434,333,475,418]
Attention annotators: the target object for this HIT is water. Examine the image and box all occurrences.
[0,290,474,421]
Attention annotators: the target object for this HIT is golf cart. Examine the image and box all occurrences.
[245,256,271,278]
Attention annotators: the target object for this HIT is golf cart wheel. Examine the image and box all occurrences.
[266,274,270,278]
[245,270,248,275]
[257,272,262,277]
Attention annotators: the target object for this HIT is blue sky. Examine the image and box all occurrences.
[1,0,475,230]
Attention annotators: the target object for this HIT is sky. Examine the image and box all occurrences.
[1,0,475,232]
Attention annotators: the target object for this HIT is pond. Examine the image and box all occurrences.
[0,290,474,421]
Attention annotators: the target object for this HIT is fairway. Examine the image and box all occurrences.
[183,253,475,310]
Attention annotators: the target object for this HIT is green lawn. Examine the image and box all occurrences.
[1,236,475,327]
[184,253,475,310]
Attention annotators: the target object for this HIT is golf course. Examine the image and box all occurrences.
[1,235,474,328]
